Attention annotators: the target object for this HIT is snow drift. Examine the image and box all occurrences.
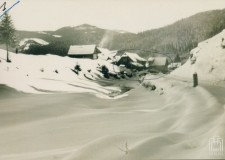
[172,29,225,83]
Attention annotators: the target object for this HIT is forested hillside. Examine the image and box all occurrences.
[12,8,225,60]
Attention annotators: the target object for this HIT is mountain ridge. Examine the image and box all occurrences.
[7,8,225,61]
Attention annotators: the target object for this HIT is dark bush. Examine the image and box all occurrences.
[75,64,82,71]
[101,65,109,78]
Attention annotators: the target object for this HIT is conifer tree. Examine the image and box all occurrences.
[174,53,181,63]
[0,13,16,62]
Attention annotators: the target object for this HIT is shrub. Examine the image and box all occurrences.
[101,65,109,78]
[74,64,82,71]
[142,81,156,90]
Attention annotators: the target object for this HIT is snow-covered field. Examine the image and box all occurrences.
[0,77,224,160]
[0,49,121,98]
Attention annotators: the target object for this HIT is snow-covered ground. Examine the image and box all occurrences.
[0,76,224,160]
[0,49,121,98]
[172,29,225,84]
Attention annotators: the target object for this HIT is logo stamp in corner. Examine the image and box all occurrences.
[209,136,224,156]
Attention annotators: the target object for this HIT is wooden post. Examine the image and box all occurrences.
[193,72,198,87]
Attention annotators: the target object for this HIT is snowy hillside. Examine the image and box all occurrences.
[20,38,49,46]
[19,38,49,50]
[172,29,225,83]
[0,49,121,98]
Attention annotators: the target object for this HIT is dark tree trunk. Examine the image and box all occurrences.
[6,44,10,63]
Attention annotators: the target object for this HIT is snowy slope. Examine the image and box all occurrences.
[172,29,225,83]
[19,38,50,51]
[19,38,49,46]
[0,49,121,98]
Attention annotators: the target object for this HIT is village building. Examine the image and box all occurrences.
[148,57,169,73]
[68,45,101,59]
[116,52,147,70]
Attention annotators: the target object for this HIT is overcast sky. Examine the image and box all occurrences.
[8,0,225,33]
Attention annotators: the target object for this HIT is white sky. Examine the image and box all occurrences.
[7,0,225,33]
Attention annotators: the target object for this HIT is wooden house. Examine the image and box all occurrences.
[117,52,147,70]
[68,45,101,59]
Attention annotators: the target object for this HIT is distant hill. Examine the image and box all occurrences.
[13,24,135,56]
[9,8,225,61]
[117,9,225,59]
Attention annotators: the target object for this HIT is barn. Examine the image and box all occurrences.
[68,45,101,59]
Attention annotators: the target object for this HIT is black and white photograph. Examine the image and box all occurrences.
[0,0,225,159]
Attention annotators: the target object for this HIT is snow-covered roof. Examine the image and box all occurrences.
[121,52,146,62]
[148,57,154,61]
[68,45,100,55]
[151,57,168,66]
[97,48,117,61]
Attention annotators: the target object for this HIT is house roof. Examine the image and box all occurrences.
[68,45,100,55]
[148,57,154,62]
[120,52,146,62]
[151,57,168,66]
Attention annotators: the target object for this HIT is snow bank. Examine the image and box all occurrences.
[172,30,225,83]
[0,49,121,97]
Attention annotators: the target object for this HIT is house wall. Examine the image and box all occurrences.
[150,65,168,73]
[69,54,94,59]
[148,59,169,73]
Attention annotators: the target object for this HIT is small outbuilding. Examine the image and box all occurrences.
[148,57,169,73]
[68,45,101,59]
